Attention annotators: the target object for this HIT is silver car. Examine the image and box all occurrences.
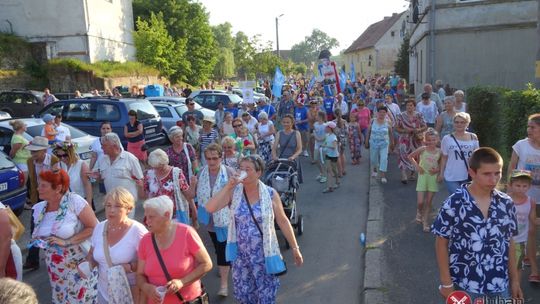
[150,101,215,132]
[0,118,97,165]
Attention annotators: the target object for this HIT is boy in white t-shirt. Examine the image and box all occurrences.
[416,92,438,127]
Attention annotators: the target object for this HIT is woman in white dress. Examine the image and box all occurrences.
[54,142,93,209]
[86,187,148,304]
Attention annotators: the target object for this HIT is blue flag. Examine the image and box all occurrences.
[272,66,285,98]
[307,76,316,91]
[339,68,347,93]
[350,63,356,83]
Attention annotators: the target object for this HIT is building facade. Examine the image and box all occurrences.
[344,12,407,77]
[0,0,135,63]
[408,0,537,93]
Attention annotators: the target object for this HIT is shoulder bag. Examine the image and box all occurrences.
[103,222,134,304]
[151,234,209,304]
[278,131,295,159]
[450,134,472,182]
[242,188,287,276]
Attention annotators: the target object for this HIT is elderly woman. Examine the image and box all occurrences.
[206,155,303,303]
[54,141,93,209]
[193,143,236,297]
[437,112,479,194]
[9,120,31,184]
[435,96,457,139]
[222,136,241,170]
[255,111,275,164]
[272,114,303,182]
[30,169,98,303]
[199,117,220,165]
[166,126,199,182]
[142,149,196,225]
[395,99,427,184]
[137,196,212,304]
[453,90,466,113]
[124,110,147,164]
[87,187,148,303]
[231,118,256,156]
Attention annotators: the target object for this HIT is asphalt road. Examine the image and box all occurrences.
[376,154,540,303]
[19,154,370,303]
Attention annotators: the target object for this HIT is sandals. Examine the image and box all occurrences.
[423,225,430,233]
[415,212,422,224]
[322,187,334,193]
[529,274,540,283]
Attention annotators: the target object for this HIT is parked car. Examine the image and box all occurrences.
[54,92,94,100]
[0,89,57,118]
[0,118,97,166]
[0,111,11,120]
[35,98,167,148]
[147,96,215,119]
[188,89,226,99]
[0,150,26,216]
[192,93,242,111]
[231,88,266,101]
[151,101,215,131]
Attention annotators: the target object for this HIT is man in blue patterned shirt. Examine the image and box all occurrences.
[432,147,523,302]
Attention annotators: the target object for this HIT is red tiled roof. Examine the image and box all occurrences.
[344,12,405,54]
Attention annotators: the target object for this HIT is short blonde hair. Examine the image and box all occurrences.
[104,187,135,211]
[8,120,25,131]
[454,112,471,123]
[221,136,236,148]
[143,195,173,219]
[454,90,465,98]
[148,148,169,168]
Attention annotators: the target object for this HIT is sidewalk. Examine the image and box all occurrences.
[363,154,540,303]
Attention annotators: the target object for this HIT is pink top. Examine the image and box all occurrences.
[138,223,203,303]
[351,107,371,130]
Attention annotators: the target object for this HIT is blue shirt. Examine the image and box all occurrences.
[323,97,334,115]
[294,107,308,131]
[225,108,239,119]
[259,105,276,119]
[432,185,517,295]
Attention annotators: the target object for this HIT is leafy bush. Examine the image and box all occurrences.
[46,59,158,78]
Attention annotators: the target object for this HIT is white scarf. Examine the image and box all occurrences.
[197,165,230,229]
[226,181,285,274]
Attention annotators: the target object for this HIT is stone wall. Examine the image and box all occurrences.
[0,71,32,91]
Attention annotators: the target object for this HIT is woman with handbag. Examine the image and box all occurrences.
[437,112,479,194]
[166,127,199,184]
[142,149,197,226]
[86,187,148,303]
[271,114,303,183]
[29,169,98,303]
[137,196,212,304]
[395,99,427,184]
[206,155,304,304]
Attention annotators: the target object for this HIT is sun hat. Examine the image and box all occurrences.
[202,116,215,124]
[26,136,49,151]
[325,121,336,129]
[510,169,532,180]
[42,114,54,123]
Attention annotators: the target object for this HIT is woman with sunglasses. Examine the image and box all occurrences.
[53,141,94,210]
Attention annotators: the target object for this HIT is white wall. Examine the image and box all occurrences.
[374,13,406,75]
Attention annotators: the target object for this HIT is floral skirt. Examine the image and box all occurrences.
[46,244,98,303]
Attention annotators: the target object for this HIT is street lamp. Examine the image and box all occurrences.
[275,14,284,58]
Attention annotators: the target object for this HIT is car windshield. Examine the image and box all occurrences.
[0,152,15,170]
[128,102,158,120]
[229,94,242,103]
[26,123,87,139]
[174,105,188,116]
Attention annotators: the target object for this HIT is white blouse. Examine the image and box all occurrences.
[32,194,88,239]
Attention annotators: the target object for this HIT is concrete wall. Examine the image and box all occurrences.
[374,13,407,75]
[345,48,377,77]
[408,0,537,91]
[0,0,135,63]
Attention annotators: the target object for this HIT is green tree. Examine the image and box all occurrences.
[233,31,256,79]
[212,22,234,49]
[133,0,218,85]
[394,36,410,79]
[132,12,190,81]
[290,29,339,65]
[213,47,235,79]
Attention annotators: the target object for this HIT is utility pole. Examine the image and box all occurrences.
[275,14,284,58]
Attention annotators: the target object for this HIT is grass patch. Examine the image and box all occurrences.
[47,59,159,78]
[0,70,20,78]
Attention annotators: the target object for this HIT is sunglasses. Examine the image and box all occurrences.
[233,124,242,128]
[55,153,69,158]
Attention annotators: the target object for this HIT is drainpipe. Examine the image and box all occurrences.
[83,0,91,62]
[429,0,436,85]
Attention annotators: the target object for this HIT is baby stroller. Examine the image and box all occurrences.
[263,159,304,248]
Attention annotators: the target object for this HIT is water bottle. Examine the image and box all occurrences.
[359,233,366,246]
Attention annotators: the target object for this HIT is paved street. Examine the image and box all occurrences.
[19,155,370,304]
[368,154,540,303]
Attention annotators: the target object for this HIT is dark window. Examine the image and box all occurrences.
[41,103,64,116]
[127,102,158,120]
[155,106,173,118]
[65,103,95,121]
[391,31,395,37]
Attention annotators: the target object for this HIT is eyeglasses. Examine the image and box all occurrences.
[55,153,69,158]
[233,124,242,128]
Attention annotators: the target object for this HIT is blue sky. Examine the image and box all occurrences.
[199,0,409,53]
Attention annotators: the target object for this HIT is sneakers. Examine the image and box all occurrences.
[371,172,377,178]
[303,150,309,157]
[381,177,387,184]
[217,286,228,297]
[320,176,327,183]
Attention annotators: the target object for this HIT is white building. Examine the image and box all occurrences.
[0,0,135,63]
[408,0,537,92]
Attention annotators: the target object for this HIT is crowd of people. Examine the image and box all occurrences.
[0,74,539,304]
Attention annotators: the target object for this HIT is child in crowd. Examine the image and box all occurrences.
[313,111,328,183]
[42,114,57,145]
[220,112,235,137]
[506,169,539,283]
[333,108,348,177]
[348,113,363,165]
[322,121,339,193]
[408,128,441,232]
[433,147,522,302]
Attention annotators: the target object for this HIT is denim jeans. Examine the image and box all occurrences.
[370,144,389,172]
[444,179,467,195]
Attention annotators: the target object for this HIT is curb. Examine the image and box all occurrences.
[362,171,388,304]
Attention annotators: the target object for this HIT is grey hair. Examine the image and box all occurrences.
[258,111,268,120]
[454,90,465,98]
[0,278,38,304]
[168,126,183,140]
[143,195,173,219]
[443,96,455,104]
[148,148,169,168]
[101,132,122,149]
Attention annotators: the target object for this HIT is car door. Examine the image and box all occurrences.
[154,105,175,131]
[62,101,98,136]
